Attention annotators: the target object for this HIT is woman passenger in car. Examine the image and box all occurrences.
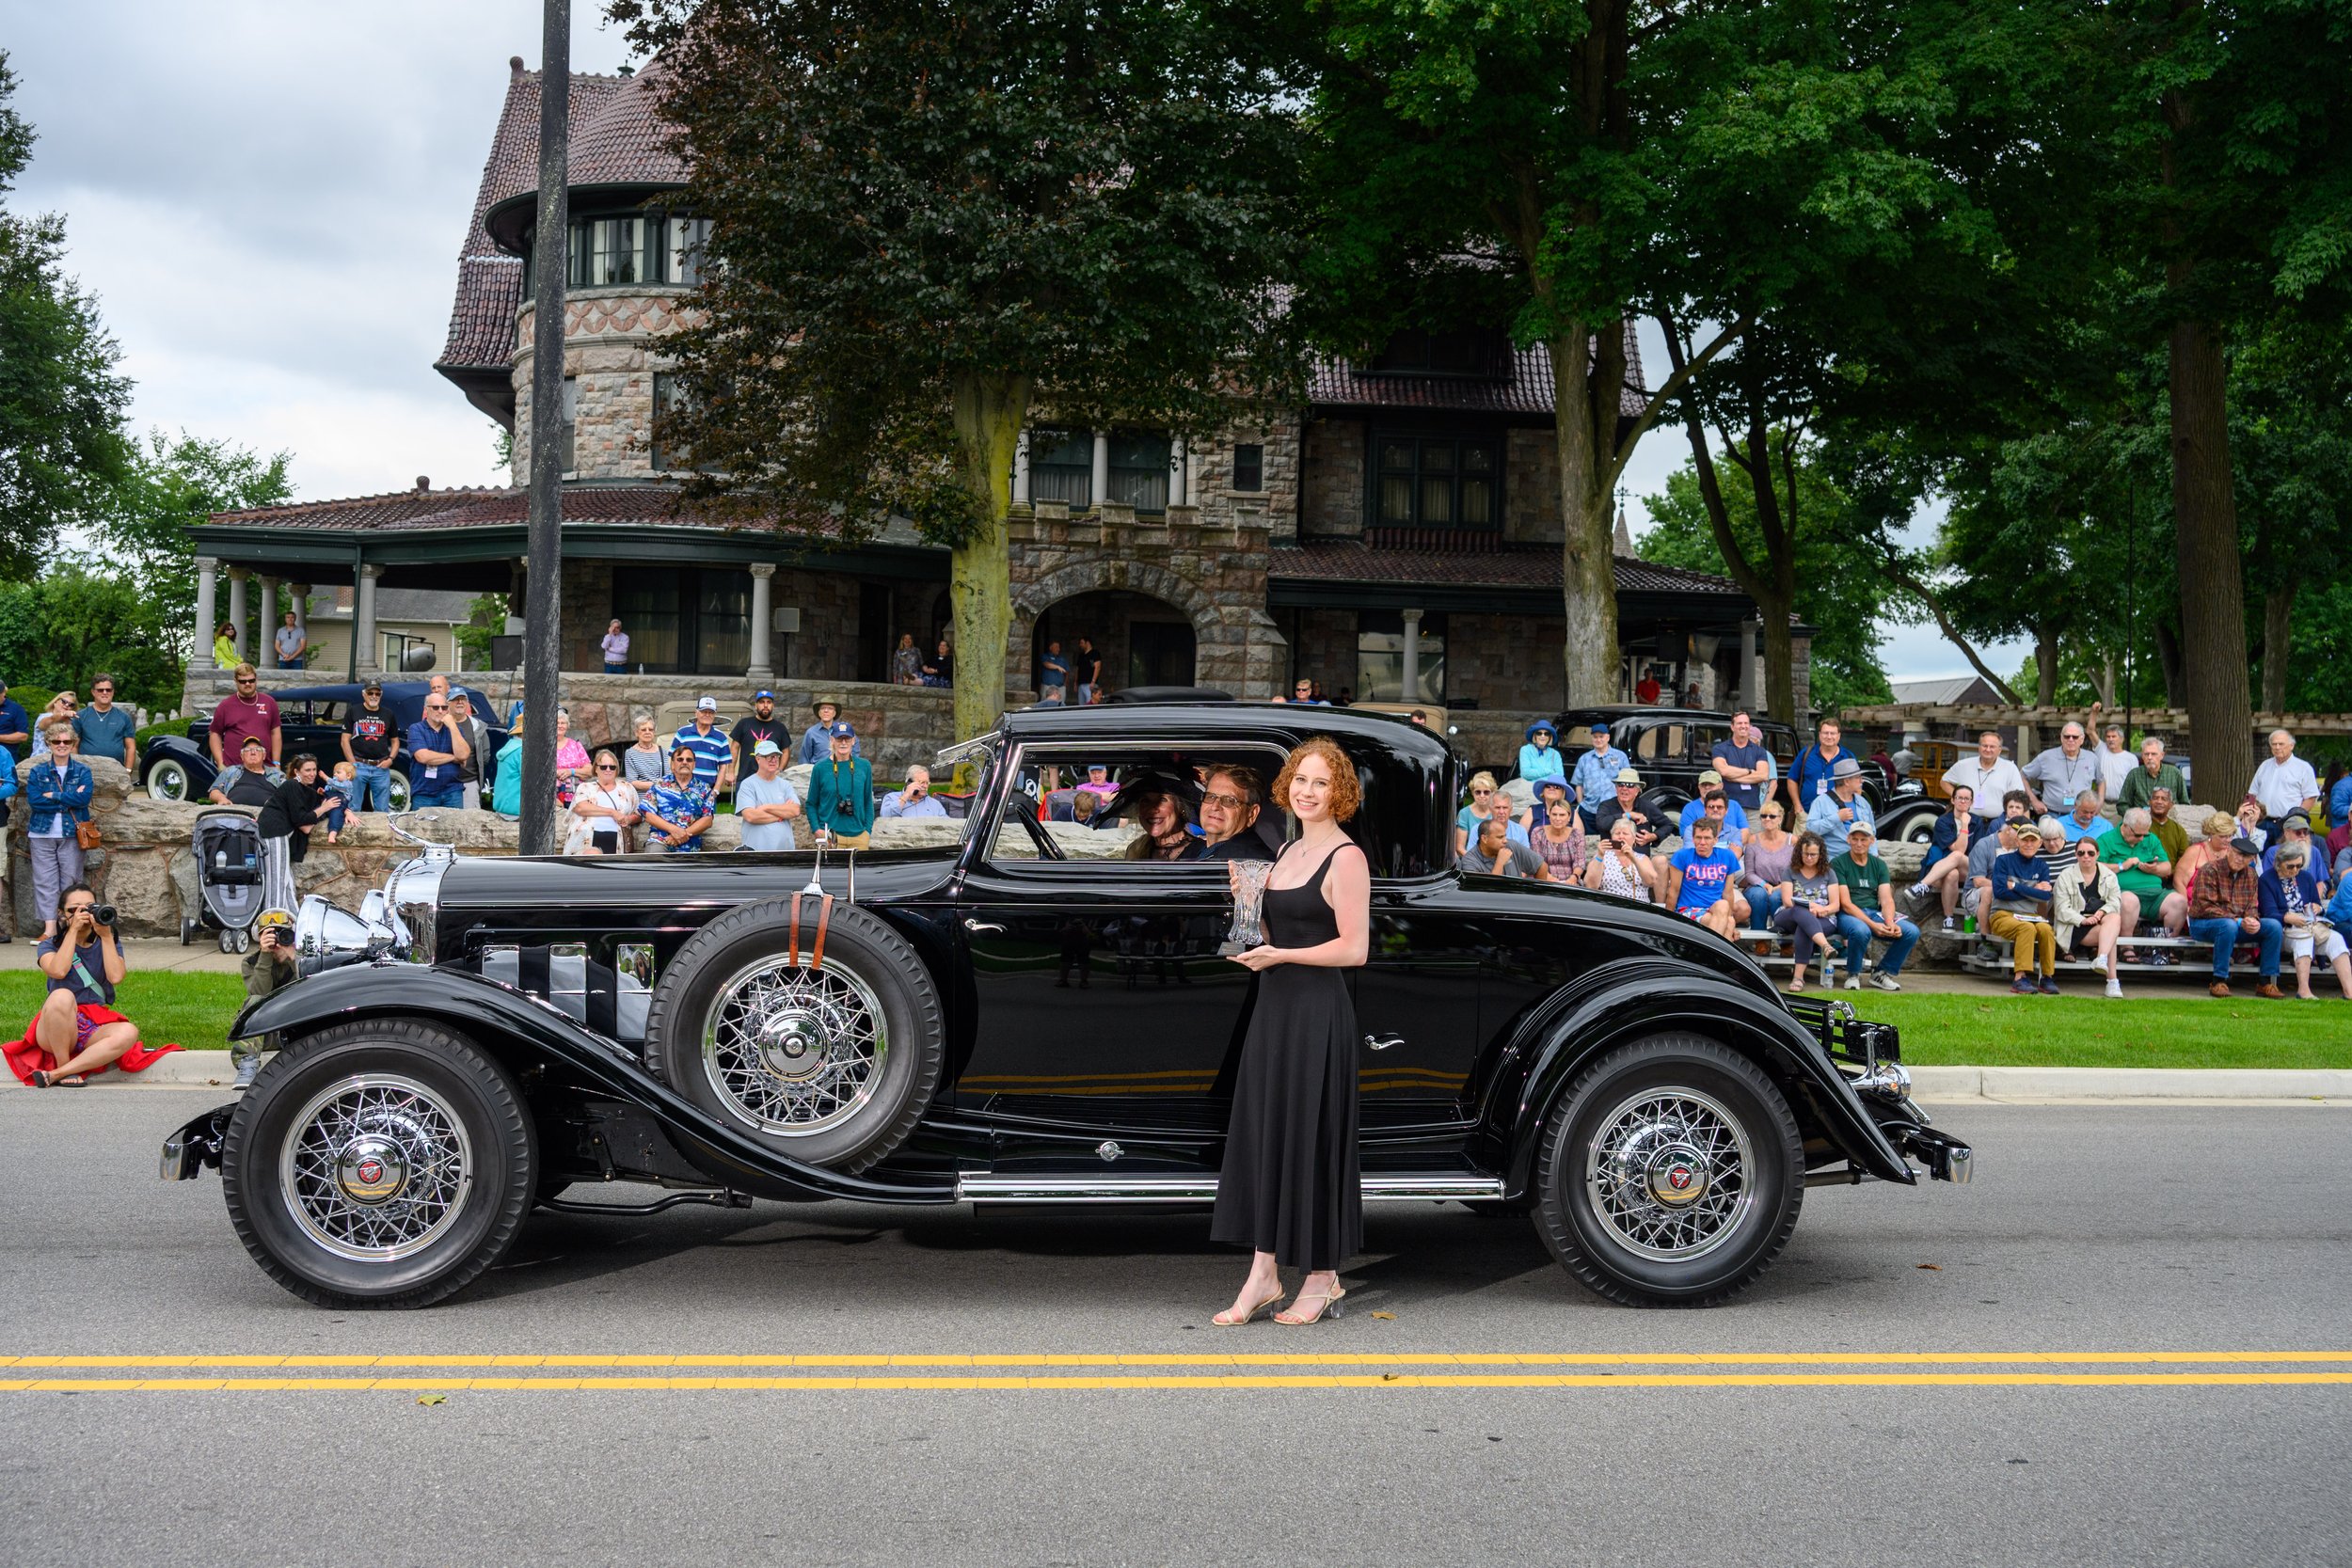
[1122,785,1205,862]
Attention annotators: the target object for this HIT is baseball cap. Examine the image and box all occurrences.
[240,735,266,752]
[1613,768,1641,785]
[1696,768,1723,786]
[2014,821,2043,842]
[753,689,774,701]
[2282,812,2312,832]
[361,678,382,693]
[752,738,782,757]
[1590,722,1610,736]
[829,721,855,739]
[1846,819,1876,840]
[696,696,718,711]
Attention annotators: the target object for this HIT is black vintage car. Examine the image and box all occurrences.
[1552,705,1943,843]
[142,681,508,808]
[162,703,1970,1310]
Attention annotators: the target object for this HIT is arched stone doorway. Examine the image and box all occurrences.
[1032,590,1198,692]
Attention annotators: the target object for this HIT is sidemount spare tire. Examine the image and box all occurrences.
[644,897,945,1173]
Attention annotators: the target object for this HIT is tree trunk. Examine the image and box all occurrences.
[946,371,1030,752]
[2169,316,2256,792]
[2153,619,2185,707]
[1551,328,1620,705]
[2035,622,2059,706]
[2260,581,2295,717]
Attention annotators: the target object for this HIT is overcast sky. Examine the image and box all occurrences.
[9,1,2014,684]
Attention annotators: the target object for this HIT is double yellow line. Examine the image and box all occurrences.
[4,1350,2347,1393]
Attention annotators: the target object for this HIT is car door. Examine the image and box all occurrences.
[952,744,1270,1163]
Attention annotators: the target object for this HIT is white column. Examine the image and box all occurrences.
[192,557,220,671]
[1399,609,1423,705]
[1089,430,1110,511]
[355,563,384,676]
[226,568,249,661]
[258,576,279,667]
[1169,436,1188,506]
[289,583,310,644]
[1012,431,1032,506]
[747,562,776,682]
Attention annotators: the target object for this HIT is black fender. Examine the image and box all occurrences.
[1490,959,1913,1196]
[144,735,218,791]
[233,963,958,1207]
[1878,798,1945,844]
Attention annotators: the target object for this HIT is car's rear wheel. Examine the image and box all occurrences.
[1534,1034,1803,1307]
[147,756,194,802]
[644,898,945,1172]
[220,1020,534,1309]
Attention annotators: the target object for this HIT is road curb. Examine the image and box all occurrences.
[7,1052,2345,1102]
[1910,1066,2352,1101]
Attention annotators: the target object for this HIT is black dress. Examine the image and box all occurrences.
[1210,841,1362,1271]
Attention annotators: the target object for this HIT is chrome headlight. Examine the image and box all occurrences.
[382,843,455,965]
[294,895,393,978]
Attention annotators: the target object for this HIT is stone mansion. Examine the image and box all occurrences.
[192,56,1809,763]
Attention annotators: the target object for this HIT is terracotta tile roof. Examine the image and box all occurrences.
[1266,539,1746,596]
[1308,330,1646,419]
[437,63,681,375]
[204,483,869,541]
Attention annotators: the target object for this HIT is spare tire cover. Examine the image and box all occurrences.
[644,897,946,1173]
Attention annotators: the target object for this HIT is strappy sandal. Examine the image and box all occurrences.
[1214,1289,1285,1327]
[59,1074,86,1086]
[1786,976,1806,994]
[1276,1286,1346,1325]
[29,1069,52,1088]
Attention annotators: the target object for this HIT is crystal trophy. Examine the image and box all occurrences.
[1221,860,1274,955]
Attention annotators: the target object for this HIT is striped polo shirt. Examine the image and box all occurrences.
[670,721,734,788]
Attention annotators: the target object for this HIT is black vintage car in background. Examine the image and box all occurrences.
[1553,705,1943,843]
[163,703,1970,1310]
[142,681,507,808]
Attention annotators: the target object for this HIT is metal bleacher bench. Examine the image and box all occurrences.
[1956,926,2217,976]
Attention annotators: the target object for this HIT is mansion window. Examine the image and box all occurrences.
[1029,431,1093,508]
[524,214,714,296]
[1375,435,1497,531]
[1355,610,1447,705]
[1106,434,1171,511]
[1232,442,1264,493]
[612,565,752,675]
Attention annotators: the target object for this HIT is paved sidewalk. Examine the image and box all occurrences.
[0,937,242,974]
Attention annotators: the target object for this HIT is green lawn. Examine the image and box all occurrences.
[1856,993,2352,1069]
[8,970,2342,1070]
[0,972,251,1052]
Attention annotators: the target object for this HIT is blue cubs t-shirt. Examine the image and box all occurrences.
[1670,846,1741,913]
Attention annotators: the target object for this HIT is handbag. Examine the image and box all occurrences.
[75,816,102,850]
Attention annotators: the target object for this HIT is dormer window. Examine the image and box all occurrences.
[1368,327,1513,379]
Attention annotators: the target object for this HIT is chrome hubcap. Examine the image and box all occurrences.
[1585,1088,1754,1261]
[703,955,888,1136]
[279,1073,471,1261]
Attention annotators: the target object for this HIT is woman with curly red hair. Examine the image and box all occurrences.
[1210,736,1371,1326]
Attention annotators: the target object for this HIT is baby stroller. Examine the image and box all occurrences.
[183,808,266,953]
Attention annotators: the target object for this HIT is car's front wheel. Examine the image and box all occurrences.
[220,1020,535,1308]
[387,769,412,812]
[1534,1034,1803,1307]
[147,756,194,802]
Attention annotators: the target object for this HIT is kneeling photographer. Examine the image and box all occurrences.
[234,908,298,1089]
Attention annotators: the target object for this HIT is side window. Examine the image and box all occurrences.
[308,700,346,727]
[980,748,1289,867]
[1689,724,1728,763]
[1635,724,1685,763]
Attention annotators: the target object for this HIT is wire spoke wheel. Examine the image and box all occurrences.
[278,1072,474,1263]
[1583,1086,1755,1263]
[701,955,890,1137]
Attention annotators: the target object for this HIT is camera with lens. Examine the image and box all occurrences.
[89,903,117,927]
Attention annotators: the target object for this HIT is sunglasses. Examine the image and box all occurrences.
[2075,847,2099,857]
[596,763,618,772]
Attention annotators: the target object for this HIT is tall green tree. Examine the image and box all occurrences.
[95,429,294,658]
[613,0,1306,740]
[0,52,135,578]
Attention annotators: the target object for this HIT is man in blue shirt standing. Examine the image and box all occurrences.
[0,679,29,762]
[672,696,735,795]
[405,692,469,809]
[1568,723,1629,832]
[1786,717,1856,820]
[1708,711,1773,813]
[1038,641,1071,705]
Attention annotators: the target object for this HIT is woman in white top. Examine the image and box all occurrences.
[1583,815,1661,904]
[564,749,640,855]
[622,713,668,788]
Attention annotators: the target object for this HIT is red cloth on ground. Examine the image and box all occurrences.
[5,1003,182,1085]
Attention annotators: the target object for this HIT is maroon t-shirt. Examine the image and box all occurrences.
[209,690,280,763]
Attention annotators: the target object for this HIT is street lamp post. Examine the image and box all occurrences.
[521,0,569,855]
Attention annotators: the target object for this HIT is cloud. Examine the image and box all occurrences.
[7,2,638,499]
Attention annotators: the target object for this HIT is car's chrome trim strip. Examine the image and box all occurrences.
[956,1174,1504,1204]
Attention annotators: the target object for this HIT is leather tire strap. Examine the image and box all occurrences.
[787,891,803,968]
[812,894,834,971]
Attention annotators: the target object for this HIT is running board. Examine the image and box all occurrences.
[956,1174,1506,1205]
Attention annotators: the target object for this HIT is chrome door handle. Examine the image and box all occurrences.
[963,919,1006,935]
[1364,1034,1404,1053]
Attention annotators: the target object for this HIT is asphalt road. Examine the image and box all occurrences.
[3,1087,2346,1568]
